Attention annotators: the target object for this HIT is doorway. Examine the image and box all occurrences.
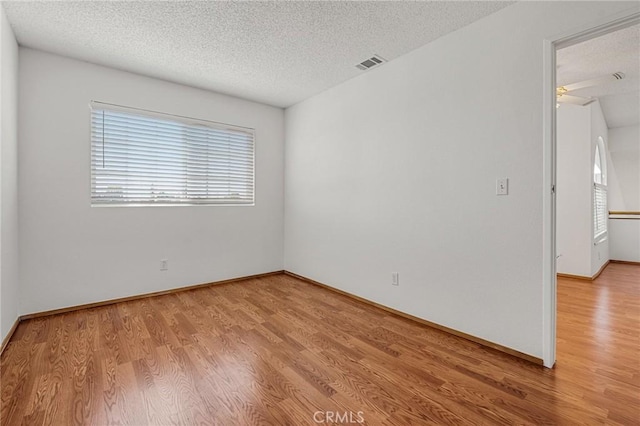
[542,11,640,368]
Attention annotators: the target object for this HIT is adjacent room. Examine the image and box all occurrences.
[1,1,639,425]
[556,23,640,279]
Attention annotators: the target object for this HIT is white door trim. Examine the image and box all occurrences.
[542,8,640,368]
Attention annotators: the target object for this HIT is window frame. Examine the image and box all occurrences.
[89,101,256,207]
[593,136,607,242]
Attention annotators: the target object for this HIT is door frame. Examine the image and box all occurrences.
[542,9,640,368]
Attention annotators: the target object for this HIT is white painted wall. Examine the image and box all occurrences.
[610,219,640,262]
[0,4,19,342]
[556,100,610,277]
[608,125,640,210]
[590,101,610,276]
[608,124,640,262]
[284,1,637,359]
[556,104,592,276]
[19,48,284,315]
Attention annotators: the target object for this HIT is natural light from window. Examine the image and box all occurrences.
[90,102,255,206]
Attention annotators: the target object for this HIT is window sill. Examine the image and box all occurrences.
[594,235,608,246]
[91,203,255,208]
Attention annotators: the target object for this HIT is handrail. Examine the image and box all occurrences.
[609,211,640,220]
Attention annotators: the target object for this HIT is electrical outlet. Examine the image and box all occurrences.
[160,259,168,271]
[391,272,399,286]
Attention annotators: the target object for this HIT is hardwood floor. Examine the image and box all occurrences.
[1,265,638,425]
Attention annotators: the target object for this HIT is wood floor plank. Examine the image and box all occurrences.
[2,264,639,425]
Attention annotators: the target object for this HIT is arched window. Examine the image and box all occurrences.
[593,137,607,240]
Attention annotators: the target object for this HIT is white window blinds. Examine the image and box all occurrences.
[593,183,607,239]
[90,102,254,206]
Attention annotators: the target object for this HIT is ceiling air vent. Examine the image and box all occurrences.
[356,54,386,71]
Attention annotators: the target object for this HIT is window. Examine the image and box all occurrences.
[90,102,254,206]
[593,137,607,240]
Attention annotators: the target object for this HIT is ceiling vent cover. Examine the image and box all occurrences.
[356,54,386,71]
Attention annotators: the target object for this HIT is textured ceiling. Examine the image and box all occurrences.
[3,1,512,108]
[557,24,640,129]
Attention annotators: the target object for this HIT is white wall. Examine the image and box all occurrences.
[608,125,640,210]
[284,1,637,359]
[608,124,640,262]
[556,104,592,276]
[610,219,640,261]
[19,48,284,315]
[590,101,610,275]
[0,4,19,342]
[556,100,610,277]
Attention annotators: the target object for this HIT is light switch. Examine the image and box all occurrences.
[496,178,509,195]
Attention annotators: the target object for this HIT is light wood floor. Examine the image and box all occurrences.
[1,264,638,425]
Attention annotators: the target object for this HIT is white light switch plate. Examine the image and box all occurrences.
[496,178,509,195]
[391,272,399,286]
